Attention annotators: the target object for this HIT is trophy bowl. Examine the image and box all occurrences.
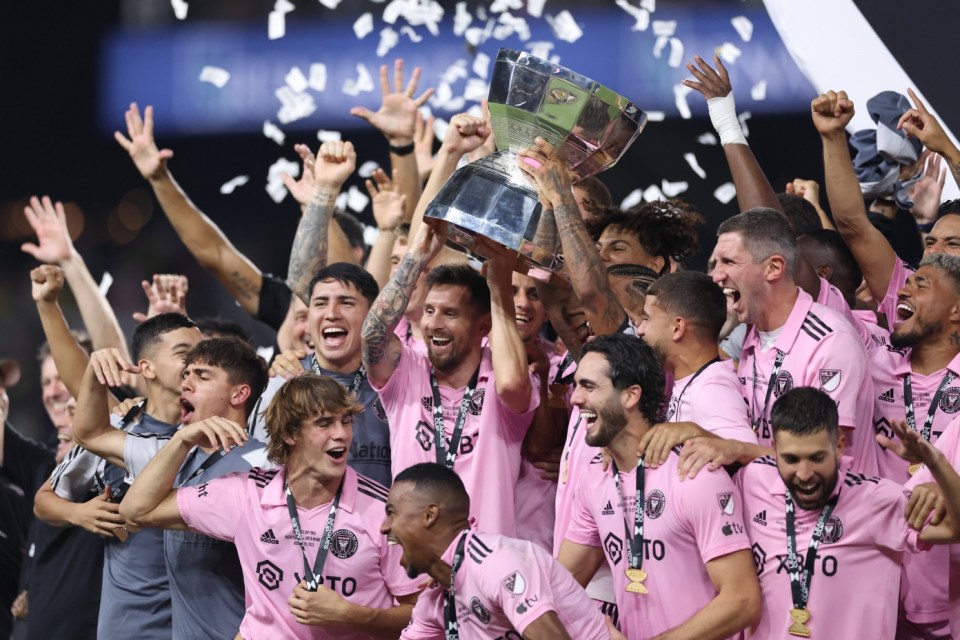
[425,48,647,284]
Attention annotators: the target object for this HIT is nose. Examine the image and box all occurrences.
[794,462,815,483]
[570,384,585,407]
[514,290,530,311]
[379,515,392,536]
[598,245,612,263]
[710,267,725,285]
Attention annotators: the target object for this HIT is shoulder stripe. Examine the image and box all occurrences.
[750,455,778,468]
[800,325,822,342]
[843,471,881,487]
[470,535,493,555]
[358,487,388,503]
[806,312,832,334]
[590,453,604,465]
[468,549,486,564]
[357,476,390,498]
[248,467,279,488]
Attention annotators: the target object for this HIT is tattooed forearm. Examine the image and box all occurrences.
[230,271,260,302]
[532,206,558,253]
[287,186,338,303]
[950,162,960,192]
[362,252,425,366]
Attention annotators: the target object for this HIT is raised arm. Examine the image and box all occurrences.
[361,223,446,387]
[899,88,960,190]
[786,179,835,230]
[812,90,900,302]
[351,58,433,222]
[363,168,408,289]
[485,256,534,414]
[22,196,128,355]
[517,138,628,336]
[121,417,248,530]
[72,349,141,467]
[286,140,357,303]
[131,274,189,323]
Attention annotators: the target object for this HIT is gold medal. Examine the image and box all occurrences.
[788,607,811,637]
[908,463,921,476]
[625,568,648,594]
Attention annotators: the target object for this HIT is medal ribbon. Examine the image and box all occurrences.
[179,445,234,487]
[670,357,721,421]
[611,458,645,571]
[784,489,840,612]
[285,476,344,591]
[903,371,957,442]
[312,354,366,395]
[750,350,786,434]
[444,531,470,640]
[429,366,481,468]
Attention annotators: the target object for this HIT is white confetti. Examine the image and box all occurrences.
[546,10,582,43]
[318,0,341,8]
[354,13,374,39]
[714,182,737,204]
[652,20,676,36]
[263,120,286,145]
[465,25,489,47]
[171,0,188,20]
[698,132,718,145]
[275,86,317,124]
[377,27,399,57]
[473,52,491,79]
[399,25,423,42]
[98,272,114,297]
[199,66,230,88]
[717,42,742,64]
[490,0,522,12]
[274,0,295,13]
[308,63,327,91]
[267,11,287,40]
[266,157,300,204]
[441,59,469,84]
[667,37,684,68]
[731,15,753,42]
[621,188,644,210]
[653,36,669,59]
[453,2,473,36]
[646,111,665,122]
[268,10,285,40]
[382,0,444,36]
[363,225,380,248]
[433,117,449,143]
[615,0,649,31]
[465,103,483,118]
[643,184,665,202]
[346,186,370,213]
[336,192,349,211]
[684,152,707,179]
[266,180,288,203]
[358,161,380,178]
[317,129,342,142]
[494,13,530,41]
[526,41,554,60]
[285,66,308,93]
[738,111,752,137]
[220,175,250,194]
[674,83,693,119]
[640,0,655,10]
[751,80,767,101]
[527,0,547,18]
[342,63,375,96]
[464,78,488,102]
[661,179,688,197]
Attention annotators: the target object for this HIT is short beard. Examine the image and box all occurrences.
[427,340,466,373]
[585,403,629,448]
[787,463,840,511]
[890,318,939,349]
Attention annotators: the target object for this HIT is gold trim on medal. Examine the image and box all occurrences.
[788,607,811,637]
[625,568,648,594]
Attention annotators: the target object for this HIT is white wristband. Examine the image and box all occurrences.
[707,92,747,147]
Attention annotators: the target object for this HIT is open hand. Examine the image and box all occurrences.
[114,103,173,181]
[22,196,74,264]
[351,59,434,144]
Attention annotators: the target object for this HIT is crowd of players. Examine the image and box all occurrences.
[3,54,960,639]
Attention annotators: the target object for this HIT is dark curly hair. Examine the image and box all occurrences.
[587,200,704,268]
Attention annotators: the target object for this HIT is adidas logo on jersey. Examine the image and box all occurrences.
[752,510,767,527]
[601,500,615,516]
[879,388,895,403]
[260,529,279,545]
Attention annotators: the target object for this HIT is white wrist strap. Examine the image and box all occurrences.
[707,92,747,146]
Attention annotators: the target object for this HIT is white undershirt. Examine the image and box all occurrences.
[758,326,784,351]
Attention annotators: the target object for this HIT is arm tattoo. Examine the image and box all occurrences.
[362,252,425,366]
[287,186,338,303]
[230,271,260,302]
[950,162,960,193]
[532,206,558,253]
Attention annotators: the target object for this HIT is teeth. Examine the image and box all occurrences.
[387,540,398,546]
[431,337,452,345]
[515,314,530,323]
[57,434,72,442]
[581,411,597,421]
[722,288,736,296]
[322,328,347,337]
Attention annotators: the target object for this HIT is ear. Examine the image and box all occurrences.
[230,384,252,410]
[817,265,834,282]
[139,358,157,381]
[478,312,493,336]
[423,503,440,528]
[650,255,666,275]
[672,316,687,342]
[621,384,642,412]
[948,302,960,325]
[282,433,297,448]
[765,255,788,282]
[836,429,847,458]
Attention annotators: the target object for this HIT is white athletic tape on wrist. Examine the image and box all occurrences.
[707,93,747,146]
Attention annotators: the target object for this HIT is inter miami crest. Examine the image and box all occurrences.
[468,388,485,415]
[470,597,491,624]
[645,489,666,519]
[940,387,960,414]
[773,371,794,398]
[330,529,358,559]
[822,516,844,544]
[373,397,388,422]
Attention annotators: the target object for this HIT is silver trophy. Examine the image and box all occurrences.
[424,48,647,285]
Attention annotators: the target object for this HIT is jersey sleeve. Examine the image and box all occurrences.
[398,588,445,640]
[49,446,101,500]
[257,273,293,331]
[370,344,418,408]
[867,479,916,553]
[677,466,752,564]
[564,470,602,548]
[694,378,758,444]
[480,546,558,635]
[494,370,540,440]
[807,332,867,429]
[123,432,172,482]
[176,470,246,541]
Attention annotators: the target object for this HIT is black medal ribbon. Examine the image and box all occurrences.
[285,475,344,592]
[554,351,576,386]
[179,445,234,487]
[312,355,366,395]
[429,366,480,468]
[750,350,786,434]
[444,531,470,640]
[611,458,645,571]
[670,357,721,421]
[784,489,840,613]
[903,371,957,442]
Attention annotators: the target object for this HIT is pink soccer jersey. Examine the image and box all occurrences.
[371,345,539,536]
[738,289,879,476]
[177,466,421,640]
[400,529,608,640]
[667,359,758,443]
[816,277,876,349]
[870,348,960,483]
[906,417,960,634]
[565,450,751,639]
[513,457,557,552]
[879,259,914,332]
[737,457,925,640]
[395,317,429,356]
